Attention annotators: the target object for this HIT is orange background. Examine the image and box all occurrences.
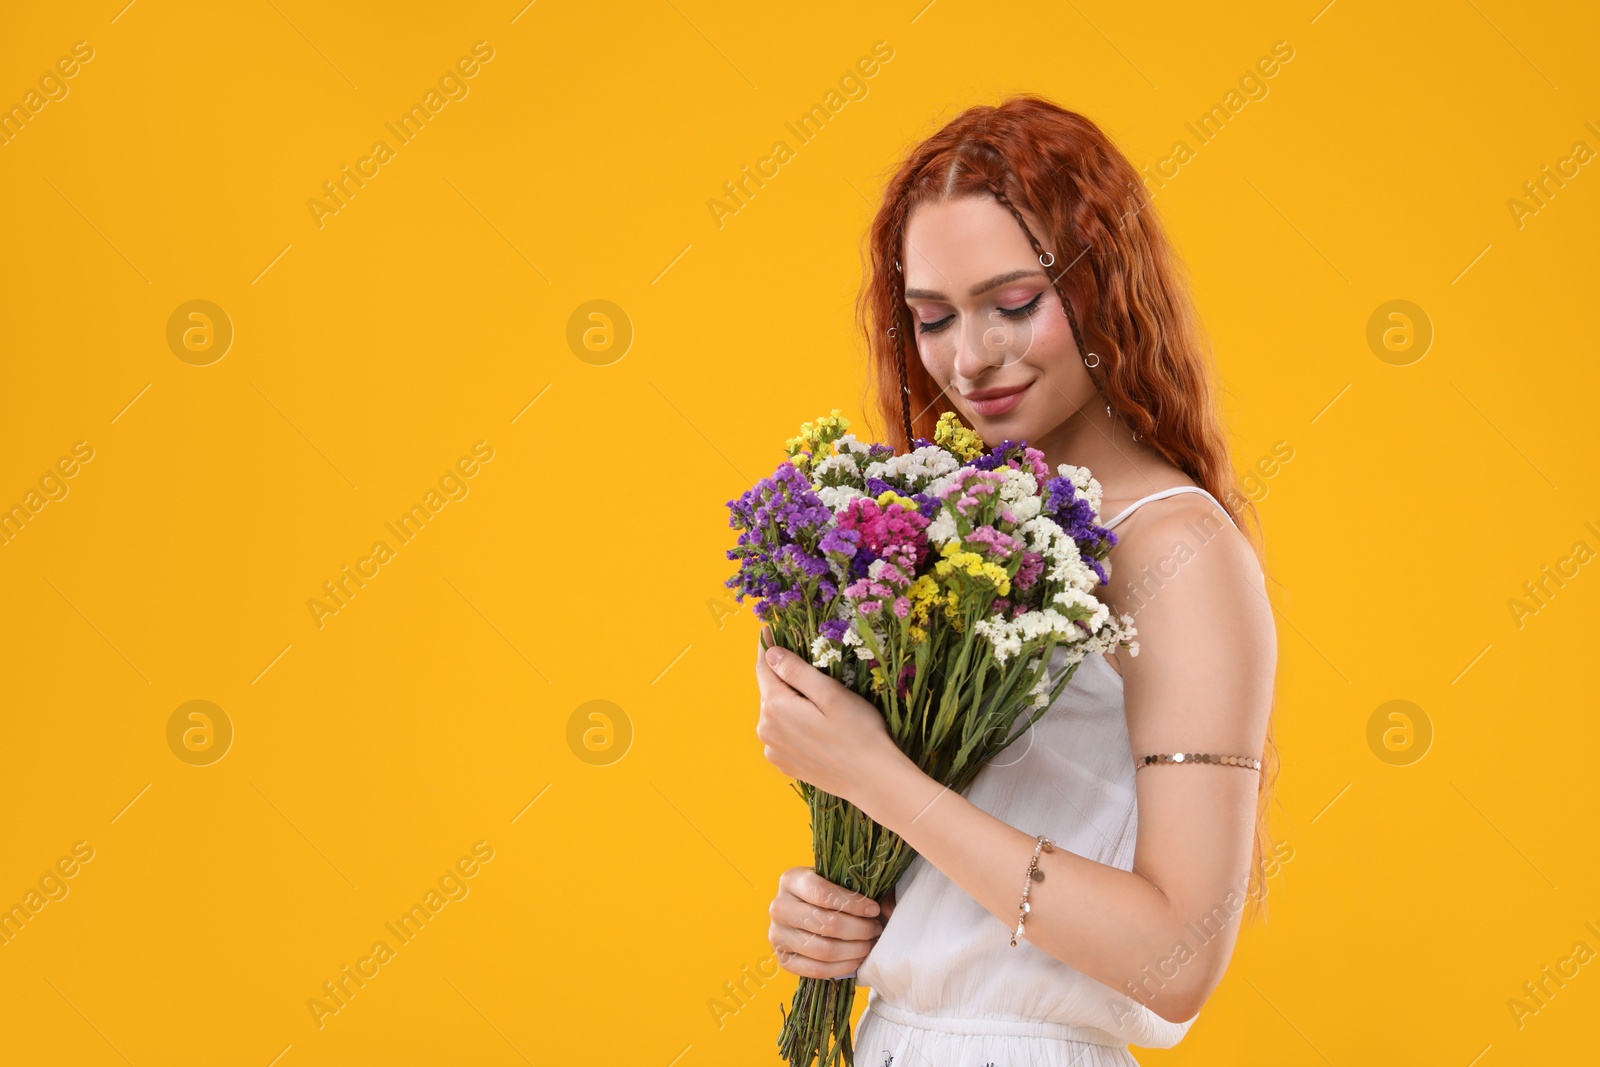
[1,1,1597,1064]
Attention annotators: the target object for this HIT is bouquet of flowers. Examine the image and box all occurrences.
[725,409,1138,1067]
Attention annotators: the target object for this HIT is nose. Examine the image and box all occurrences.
[947,310,998,382]
[952,309,1013,382]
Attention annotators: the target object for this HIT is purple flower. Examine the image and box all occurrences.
[966,441,1048,483]
[724,460,842,619]
[1041,473,1119,585]
[820,618,850,642]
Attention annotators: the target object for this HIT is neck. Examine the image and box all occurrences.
[1030,397,1177,509]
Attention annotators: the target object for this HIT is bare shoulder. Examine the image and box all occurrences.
[1096,491,1271,678]
[1103,492,1264,596]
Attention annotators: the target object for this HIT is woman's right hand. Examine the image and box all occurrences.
[768,866,897,979]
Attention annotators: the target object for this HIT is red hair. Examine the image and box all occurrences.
[854,94,1282,918]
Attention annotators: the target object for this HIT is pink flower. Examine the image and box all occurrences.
[844,578,895,601]
[1013,551,1044,591]
[938,469,1005,520]
[876,561,911,587]
[839,497,931,572]
[1022,447,1049,483]
[966,525,1021,559]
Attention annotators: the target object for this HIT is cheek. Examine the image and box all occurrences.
[1017,309,1093,397]
[915,334,952,378]
[1008,311,1093,430]
[1028,306,1079,362]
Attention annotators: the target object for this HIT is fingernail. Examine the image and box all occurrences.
[866,902,879,915]
[765,647,782,666]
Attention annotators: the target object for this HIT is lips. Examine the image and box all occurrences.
[964,383,1029,401]
[963,381,1032,416]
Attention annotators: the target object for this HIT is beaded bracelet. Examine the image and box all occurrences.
[1135,752,1261,771]
[1009,834,1054,947]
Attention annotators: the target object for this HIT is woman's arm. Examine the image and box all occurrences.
[851,499,1277,1024]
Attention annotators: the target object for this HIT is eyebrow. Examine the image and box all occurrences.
[904,268,1046,301]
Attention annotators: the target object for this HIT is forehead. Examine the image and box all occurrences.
[902,195,1039,291]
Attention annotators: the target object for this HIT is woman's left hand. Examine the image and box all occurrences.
[754,624,900,806]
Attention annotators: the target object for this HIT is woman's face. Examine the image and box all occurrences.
[902,195,1096,446]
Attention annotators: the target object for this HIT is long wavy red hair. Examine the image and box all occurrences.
[854,94,1283,918]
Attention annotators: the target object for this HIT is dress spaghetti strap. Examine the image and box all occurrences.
[1102,485,1237,531]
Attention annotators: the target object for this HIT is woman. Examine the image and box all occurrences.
[756,95,1282,1065]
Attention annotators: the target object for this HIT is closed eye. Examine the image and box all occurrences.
[916,292,1042,333]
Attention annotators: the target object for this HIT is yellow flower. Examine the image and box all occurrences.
[934,543,1011,596]
[868,665,888,693]
[876,489,920,511]
[934,411,983,461]
[786,409,851,474]
[943,589,966,632]
[906,575,941,628]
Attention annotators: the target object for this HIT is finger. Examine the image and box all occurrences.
[755,623,782,666]
[762,643,834,707]
[754,647,772,703]
[754,633,794,702]
[754,634,792,707]
[789,868,881,918]
[769,921,877,965]
[771,892,883,943]
[773,944,867,981]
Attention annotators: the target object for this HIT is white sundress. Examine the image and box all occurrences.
[853,486,1241,1066]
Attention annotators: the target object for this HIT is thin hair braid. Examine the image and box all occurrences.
[893,321,913,447]
[885,201,917,447]
[982,177,1099,387]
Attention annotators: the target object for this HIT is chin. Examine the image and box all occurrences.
[970,408,1040,444]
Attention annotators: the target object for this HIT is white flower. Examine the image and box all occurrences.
[972,617,1023,664]
[926,511,958,546]
[1019,516,1100,594]
[833,620,878,661]
[973,607,1080,664]
[811,453,865,486]
[997,467,1039,503]
[990,468,1043,523]
[925,469,964,500]
[817,484,867,510]
[1027,658,1054,709]
[1006,496,1042,522]
[1056,463,1105,518]
[870,446,961,491]
[809,634,842,669]
[1072,611,1139,661]
[1052,587,1111,632]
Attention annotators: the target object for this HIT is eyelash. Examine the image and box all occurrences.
[916,292,1044,334]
